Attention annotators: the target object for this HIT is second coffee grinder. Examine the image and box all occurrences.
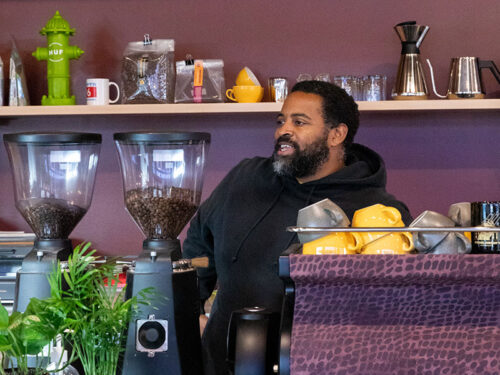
[114,132,210,375]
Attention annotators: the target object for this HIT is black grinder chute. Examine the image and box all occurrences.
[114,131,210,375]
[3,132,101,312]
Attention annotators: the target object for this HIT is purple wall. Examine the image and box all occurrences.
[0,0,498,255]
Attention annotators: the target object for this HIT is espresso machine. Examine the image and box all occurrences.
[0,234,35,314]
[3,132,101,312]
[392,21,430,100]
[114,132,210,375]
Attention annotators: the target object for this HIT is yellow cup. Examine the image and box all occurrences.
[302,232,363,255]
[361,232,414,255]
[352,204,405,244]
[352,204,404,228]
[235,67,261,86]
[226,85,264,103]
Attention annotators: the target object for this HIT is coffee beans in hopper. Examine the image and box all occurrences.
[18,198,87,239]
[125,186,199,239]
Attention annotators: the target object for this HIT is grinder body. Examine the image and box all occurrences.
[121,239,203,375]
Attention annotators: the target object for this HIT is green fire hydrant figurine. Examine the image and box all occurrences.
[33,11,84,105]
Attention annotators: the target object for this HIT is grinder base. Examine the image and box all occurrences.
[14,238,72,312]
[121,239,203,375]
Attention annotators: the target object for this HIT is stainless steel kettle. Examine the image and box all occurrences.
[392,21,430,100]
[427,57,500,99]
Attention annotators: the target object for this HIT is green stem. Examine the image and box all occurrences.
[0,355,5,375]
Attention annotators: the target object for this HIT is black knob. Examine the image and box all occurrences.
[138,321,166,350]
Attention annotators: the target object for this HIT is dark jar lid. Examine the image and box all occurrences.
[4,132,102,144]
[114,131,211,144]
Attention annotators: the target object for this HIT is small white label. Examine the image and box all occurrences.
[152,149,184,162]
[49,150,81,163]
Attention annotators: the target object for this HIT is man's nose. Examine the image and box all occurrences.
[276,120,293,137]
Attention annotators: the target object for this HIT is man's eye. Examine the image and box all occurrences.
[276,119,284,126]
[295,120,305,126]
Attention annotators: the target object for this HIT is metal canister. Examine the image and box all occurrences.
[471,201,500,253]
[268,77,288,102]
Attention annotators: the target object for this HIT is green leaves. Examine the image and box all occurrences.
[0,302,56,374]
[36,241,153,375]
[0,303,8,328]
[0,304,11,353]
[1,241,155,375]
[25,298,66,342]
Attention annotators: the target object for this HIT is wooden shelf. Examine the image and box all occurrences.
[1,99,500,117]
[358,98,500,111]
[0,103,281,117]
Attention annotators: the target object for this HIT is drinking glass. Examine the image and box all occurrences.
[333,75,360,100]
[315,73,331,82]
[296,73,313,82]
[362,75,387,101]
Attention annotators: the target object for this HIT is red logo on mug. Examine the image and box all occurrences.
[87,86,97,98]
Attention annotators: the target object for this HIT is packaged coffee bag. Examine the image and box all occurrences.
[9,40,30,106]
[175,58,225,103]
[121,35,175,104]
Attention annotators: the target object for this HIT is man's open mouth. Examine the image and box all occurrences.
[275,142,296,156]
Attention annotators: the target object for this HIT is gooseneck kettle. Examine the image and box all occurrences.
[392,21,430,100]
[427,57,500,99]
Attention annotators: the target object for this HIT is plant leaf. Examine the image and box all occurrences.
[0,303,8,329]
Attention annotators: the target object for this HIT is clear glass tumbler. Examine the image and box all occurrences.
[333,75,361,100]
[362,75,387,101]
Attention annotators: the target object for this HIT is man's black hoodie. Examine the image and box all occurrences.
[183,143,412,375]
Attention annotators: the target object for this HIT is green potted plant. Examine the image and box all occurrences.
[31,242,152,375]
[1,242,152,375]
[0,300,62,375]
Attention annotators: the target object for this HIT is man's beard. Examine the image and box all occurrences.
[272,132,330,179]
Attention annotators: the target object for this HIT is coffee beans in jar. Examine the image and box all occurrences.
[18,198,87,239]
[125,186,200,239]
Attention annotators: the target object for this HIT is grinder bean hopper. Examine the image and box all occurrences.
[114,132,210,375]
[3,132,101,312]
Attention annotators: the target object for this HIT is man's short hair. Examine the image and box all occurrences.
[291,80,360,147]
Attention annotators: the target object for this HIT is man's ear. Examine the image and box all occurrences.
[328,123,348,147]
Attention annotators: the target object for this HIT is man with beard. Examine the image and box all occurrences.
[183,80,412,375]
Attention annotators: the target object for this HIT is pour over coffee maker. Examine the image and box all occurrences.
[392,21,430,100]
[3,132,101,312]
[114,131,210,375]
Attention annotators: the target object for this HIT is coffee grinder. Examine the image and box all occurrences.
[3,132,101,312]
[114,132,210,375]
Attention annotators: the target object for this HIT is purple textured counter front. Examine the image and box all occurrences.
[289,255,500,375]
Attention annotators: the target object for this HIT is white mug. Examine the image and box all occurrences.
[86,78,120,105]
